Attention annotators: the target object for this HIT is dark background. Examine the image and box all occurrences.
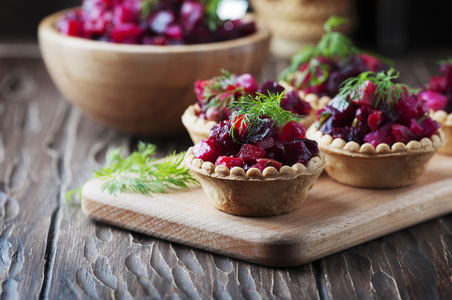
[1,0,451,56]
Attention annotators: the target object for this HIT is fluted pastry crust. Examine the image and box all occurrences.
[306,123,446,188]
[430,110,452,154]
[184,147,325,216]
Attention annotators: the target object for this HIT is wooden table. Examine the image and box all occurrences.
[1,44,451,299]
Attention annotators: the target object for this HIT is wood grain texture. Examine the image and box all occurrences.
[1,54,452,299]
[81,154,452,267]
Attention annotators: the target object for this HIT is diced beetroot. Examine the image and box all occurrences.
[113,3,139,24]
[364,125,394,148]
[236,73,259,94]
[352,80,375,106]
[254,137,274,150]
[231,114,248,136]
[208,120,235,152]
[410,119,423,136]
[110,23,143,43]
[283,139,312,166]
[58,19,85,37]
[257,80,285,96]
[390,124,415,144]
[215,156,245,169]
[265,140,285,162]
[251,158,282,172]
[281,121,306,141]
[237,144,265,164]
[180,1,205,34]
[367,110,383,132]
[419,90,448,111]
[418,118,440,139]
[359,53,382,72]
[194,79,210,102]
[165,24,183,39]
[428,76,449,94]
[193,139,222,163]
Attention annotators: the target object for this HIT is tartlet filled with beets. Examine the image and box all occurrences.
[306,69,445,188]
[419,59,452,154]
[184,92,325,216]
[278,16,388,111]
[182,70,315,144]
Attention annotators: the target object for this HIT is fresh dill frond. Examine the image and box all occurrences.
[203,0,222,31]
[338,68,420,108]
[141,0,158,18]
[437,57,452,65]
[65,142,198,202]
[279,16,358,87]
[202,69,246,111]
[93,142,198,196]
[228,91,301,141]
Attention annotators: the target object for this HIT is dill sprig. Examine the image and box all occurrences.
[338,68,420,108]
[203,0,222,31]
[438,57,452,65]
[65,142,198,203]
[93,142,198,196]
[202,69,246,111]
[228,91,301,141]
[141,0,158,18]
[279,16,358,87]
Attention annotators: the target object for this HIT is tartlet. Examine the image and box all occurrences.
[430,111,452,154]
[184,91,325,216]
[182,71,315,144]
[306,69,445,188]
[306,125,444,188]
[184,147,324,216]
[419,60,452,154]
[278,17,388,109]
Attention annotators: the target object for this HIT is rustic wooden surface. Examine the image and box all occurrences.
[0,46,451,299]
[81,154,452,268]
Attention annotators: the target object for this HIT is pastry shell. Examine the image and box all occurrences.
[430,110,452,154]
[306,123,446,188]
[181,103,318,145]
[184,147,325,217]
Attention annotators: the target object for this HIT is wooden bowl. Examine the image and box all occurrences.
[38,9,270,136]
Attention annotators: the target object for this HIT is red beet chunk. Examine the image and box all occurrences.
[281,121,306,141]
[364,125,394,148]
[254,137,274,150]
[283,139,318,166]
[390,124,416,144]
[236,73,259,94]
[418,118,440,139]
[193,139,222,163]
[215,156,245,169]
[237,144,265,164]
[180,1,205,34]
[110,23,143,43]
[368,110,383,132]
[419,90,448,112]
[251,158,282,172]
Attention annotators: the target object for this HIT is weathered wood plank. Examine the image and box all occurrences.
[1,54,451,299]
[0,58,67,299]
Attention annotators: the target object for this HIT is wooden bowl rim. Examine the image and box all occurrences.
[38,8,270,54]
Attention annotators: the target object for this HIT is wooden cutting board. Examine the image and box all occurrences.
[81,154,452,267]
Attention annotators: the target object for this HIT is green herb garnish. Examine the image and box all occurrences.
[338,68,420,108]
[202,69,246,111]
[228,91,301,141]
[141,0,158,18]
[66,142,197,202]
[203,0,222,31]
[279,16,358,87]
[438,57,452,66]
